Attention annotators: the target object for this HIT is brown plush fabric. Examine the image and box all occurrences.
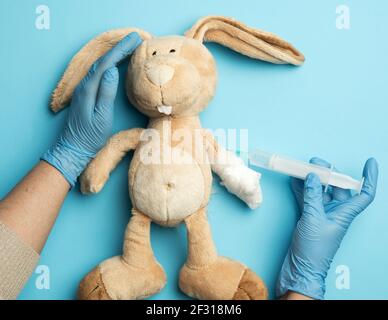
[51,29,152,112]
[50,15,304,300]
[81,128,143,194]
[179,208,268,300]
[78,266,111,300]
[184,207,218,268]
[78,209,166,300]
[185,16,305,65]
[232,269,268,300]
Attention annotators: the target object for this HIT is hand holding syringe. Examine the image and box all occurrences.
[249,149,364,193]
[269,154,379,300]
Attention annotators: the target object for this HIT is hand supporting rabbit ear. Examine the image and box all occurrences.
[51,28,152,112]
[185,16,304,66]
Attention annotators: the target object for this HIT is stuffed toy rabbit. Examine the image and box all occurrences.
[51,16,304,300]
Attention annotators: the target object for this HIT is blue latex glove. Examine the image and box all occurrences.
[42,32,142,187]
[276,157,378,300]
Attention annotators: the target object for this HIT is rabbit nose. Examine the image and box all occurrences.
[146,65,175,86]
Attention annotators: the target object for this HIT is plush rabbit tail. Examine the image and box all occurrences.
[185,16,304,66]
[51,28,152,113]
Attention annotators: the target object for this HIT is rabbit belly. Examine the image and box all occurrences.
[129,160,207,224]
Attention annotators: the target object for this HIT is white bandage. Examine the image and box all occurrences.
[211,149,263,209]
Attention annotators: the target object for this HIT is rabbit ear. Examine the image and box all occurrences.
[185,16,304,66]
[51,28,152,112]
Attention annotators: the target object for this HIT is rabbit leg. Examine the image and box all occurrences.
[179,207,268,300]
[78,209,166,300]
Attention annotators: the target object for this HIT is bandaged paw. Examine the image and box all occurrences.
[211,149,263,209]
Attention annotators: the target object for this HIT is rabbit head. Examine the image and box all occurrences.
[126,35,216,117]
[51,16,305,117]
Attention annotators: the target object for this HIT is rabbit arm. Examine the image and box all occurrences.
[80,128,144,194]
[204,130,263,209]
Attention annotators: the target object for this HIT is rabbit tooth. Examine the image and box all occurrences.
[157,105,173,115]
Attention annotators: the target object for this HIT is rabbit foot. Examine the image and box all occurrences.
[78,256,166,300]
[232,268,268,300]
[179,257,268,300]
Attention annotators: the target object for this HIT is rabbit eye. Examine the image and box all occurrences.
[152,51,157,56]
[170,49,176,53]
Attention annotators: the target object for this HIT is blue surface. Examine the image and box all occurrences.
[0,0,387,300]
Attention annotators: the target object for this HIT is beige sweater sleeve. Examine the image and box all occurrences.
[0,221,39,300]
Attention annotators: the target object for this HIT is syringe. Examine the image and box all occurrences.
[249,149,364,193]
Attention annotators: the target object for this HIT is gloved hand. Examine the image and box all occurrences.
[42,32,142,187]
[276,157,378,300]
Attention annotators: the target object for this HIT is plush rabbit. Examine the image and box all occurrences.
[51,16,304,300]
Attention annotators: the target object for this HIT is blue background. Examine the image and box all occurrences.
[0,0,387,300]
